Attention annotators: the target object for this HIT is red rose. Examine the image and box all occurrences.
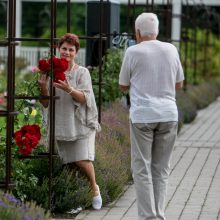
[25,126,35,135]
[14,131,24,147]
[24,133,39,148]
[15,138,24,147]
[38,59,50,72]
[14,130,22,138]
[54,71,66,83]
[52,57,68,82]
[22,134,30,147]
[20,125,31,133]
[19,147,32,156]
[31,124,41,140]
[61,59,69,70]
[20,125,41,140]
[14,124,41,156]
[52,57,69,72]
[38,57,68,82]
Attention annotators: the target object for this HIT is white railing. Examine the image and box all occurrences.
[0,46,86,70]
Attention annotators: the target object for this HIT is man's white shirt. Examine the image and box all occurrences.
[119,40,184,123]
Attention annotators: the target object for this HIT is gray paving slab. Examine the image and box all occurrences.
[177,97,220,141]
[57,98,220,220]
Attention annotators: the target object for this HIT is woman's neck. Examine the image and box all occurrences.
[68,62,76,71]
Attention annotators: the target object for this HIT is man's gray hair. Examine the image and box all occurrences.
[135,13,159,37]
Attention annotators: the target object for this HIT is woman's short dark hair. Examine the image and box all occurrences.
[58,33,80,52]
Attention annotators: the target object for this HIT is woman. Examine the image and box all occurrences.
[38,33,102,210]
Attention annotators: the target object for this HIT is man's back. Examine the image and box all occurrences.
[126,40,181,99]
[119,40,184,123]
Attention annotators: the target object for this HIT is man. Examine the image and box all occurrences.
[119,13,184,220]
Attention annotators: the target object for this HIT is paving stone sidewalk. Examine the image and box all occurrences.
[67,97,220,220]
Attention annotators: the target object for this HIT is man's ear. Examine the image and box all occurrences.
[136,29,141,43]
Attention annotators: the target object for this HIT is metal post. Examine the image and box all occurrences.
[98,0,104,123]
[67,0,71,32]
[48,0,56,210]
[5,0,16,190]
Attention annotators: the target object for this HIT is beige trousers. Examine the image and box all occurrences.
[130,121,178,220]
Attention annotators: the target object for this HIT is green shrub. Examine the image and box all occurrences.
[180,29,220,84]
[51,167,91,212]
[10,158,92,213]
[91,48,124,104]
[0,190,51,220]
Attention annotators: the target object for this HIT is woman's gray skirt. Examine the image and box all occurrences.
[56,131,96,164]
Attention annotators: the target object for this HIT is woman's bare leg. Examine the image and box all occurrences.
[74,160,99,195]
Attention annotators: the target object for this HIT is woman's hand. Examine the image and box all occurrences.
[37,73,49,108]
[53,80,73,93]
[54,80,86,104]
[38,73,48,90]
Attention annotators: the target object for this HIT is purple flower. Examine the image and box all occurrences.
[0,199,7,208]
[18,203,30,212]
[4,193,19,204]
[23,215,33,220]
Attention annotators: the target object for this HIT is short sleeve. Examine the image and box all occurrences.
[176,58,184,83]
[119,50,131,86]
[174,49,184,83]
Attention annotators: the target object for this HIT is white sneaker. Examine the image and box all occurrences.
[92,185,102,210]
[66,206,82,214]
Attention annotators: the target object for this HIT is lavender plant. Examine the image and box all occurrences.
[0,191,51,220]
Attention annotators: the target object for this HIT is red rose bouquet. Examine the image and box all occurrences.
[14,124,41,156]
[38,57,69,83]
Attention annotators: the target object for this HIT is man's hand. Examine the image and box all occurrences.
[119,85,130,92]
[176,81,183,90]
